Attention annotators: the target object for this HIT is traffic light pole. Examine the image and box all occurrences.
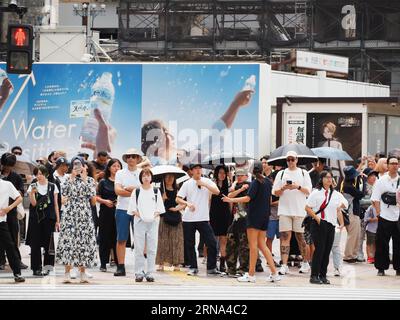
[0,6,27,20]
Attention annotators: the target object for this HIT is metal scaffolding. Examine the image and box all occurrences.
[118,0,400,96]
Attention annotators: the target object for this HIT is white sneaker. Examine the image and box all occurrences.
[201,257,207,265]
[278,264,289,275]
[267,273,282,283]
[299,261,310,274]
[63,272,71,284]
[70,269,78,279]
[43,265,54,272]
[334,268,341,277]
[80,272,89,283]
[85,271,93,279]
[237,273,256,283]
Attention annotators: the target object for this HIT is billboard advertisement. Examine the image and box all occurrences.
[0,63,261,165]
[141,64,260,165]
[306,113,362,179]
[0,63,142,161]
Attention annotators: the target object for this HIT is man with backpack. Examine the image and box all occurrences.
[272,151,313,275]
[128,168,165,282]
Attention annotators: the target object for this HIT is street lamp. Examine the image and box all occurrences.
[72,2,106,55]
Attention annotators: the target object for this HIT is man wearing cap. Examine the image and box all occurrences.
[114,148,143,277]
[272,151,313,275]
[341,166,366,263]
[357,168,379,262]
[176,163,221,276]
[53,157,69,220]
[53,157,69,186]
[225,168,251,277]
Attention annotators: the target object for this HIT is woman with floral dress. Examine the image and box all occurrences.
[56,156,97,283]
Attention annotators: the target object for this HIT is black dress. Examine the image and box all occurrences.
[26,181,57,271]
[246,177,272,231]
[210,182,232,236]
[97,178,118,267]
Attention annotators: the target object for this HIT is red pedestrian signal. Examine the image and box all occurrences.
[12,27,28,47]
[7,24,33,74]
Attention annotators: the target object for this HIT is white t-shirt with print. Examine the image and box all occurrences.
[371,174,400,222]
[115,167,141,211]
[177,177,218,222]
[127,186,165,222]
[306,189,348,227]
[272,168,313,217]
[0,180,21,223]
[54,171,69,187]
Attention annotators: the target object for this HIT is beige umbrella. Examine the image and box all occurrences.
[14,155,36,178]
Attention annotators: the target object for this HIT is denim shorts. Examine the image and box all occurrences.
[115,209,133,241]
[267,220,280,240]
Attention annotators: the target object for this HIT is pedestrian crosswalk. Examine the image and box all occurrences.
[1,284,400,300]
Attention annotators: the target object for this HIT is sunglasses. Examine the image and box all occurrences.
[13,152,22,156]
[286,158,296,162]
[126,155,139,159]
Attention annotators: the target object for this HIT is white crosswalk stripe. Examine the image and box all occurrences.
[1,285,400,300]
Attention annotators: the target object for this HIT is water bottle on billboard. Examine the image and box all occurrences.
[242,75,256,92]
[80,72,115,146]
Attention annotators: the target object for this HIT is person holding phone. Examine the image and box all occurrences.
[96,158,122,272]
[209,165,232,273]
[56,156,97,284]
[27,165,60,277]
[272,151,313,276]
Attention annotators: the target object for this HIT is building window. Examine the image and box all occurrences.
[387,116,400,152]
[368,115,386,155]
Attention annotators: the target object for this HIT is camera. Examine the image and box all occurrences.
[286,180,293,185]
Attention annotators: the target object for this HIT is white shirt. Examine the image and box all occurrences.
[54,171,69,187]
[27,182,59,196]
[177,177,218,222]
[115,168,141,210]
[127,186,165,222]
[306,189,348,227]
[371,174,400,222]
[272,168,313,217]
[0,180,21,223]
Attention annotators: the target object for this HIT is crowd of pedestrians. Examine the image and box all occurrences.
[0,146,399,284]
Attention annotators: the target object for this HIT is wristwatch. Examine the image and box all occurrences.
[298,185,302,190]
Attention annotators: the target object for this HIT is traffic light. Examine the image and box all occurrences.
[7,24,33,74]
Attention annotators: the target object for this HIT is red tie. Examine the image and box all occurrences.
[320,190,329,220]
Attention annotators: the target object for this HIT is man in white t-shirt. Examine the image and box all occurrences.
[114,148,143,277]
[272,151,313,275]
[128,168,165,282]
[371,156,400,277]
[176,163,221,276]
[53,157,69,186]
[0,179,24,282]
